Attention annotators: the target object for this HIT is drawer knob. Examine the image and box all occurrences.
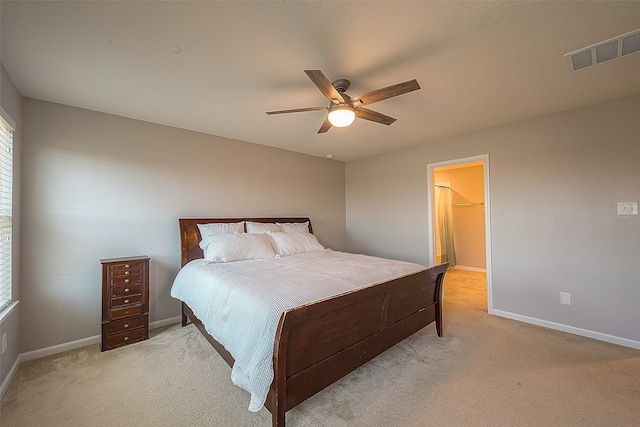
[124,264,130,268]
[124,299,130,304]
[124,323,129,328]
[124,271,130,275]
[124,336,129,341]
[124,279,130,283]
[124,288,129,293]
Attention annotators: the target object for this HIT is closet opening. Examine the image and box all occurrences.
[427,155,492,313]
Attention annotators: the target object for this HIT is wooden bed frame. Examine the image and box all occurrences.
[178,217,448,427]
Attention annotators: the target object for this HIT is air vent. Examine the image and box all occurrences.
[566,29,640,72]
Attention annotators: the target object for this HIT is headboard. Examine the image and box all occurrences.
[179,217,313,267]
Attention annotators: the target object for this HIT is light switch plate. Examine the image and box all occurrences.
[617,202,638,215]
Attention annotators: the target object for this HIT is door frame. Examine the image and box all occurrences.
[427,154,493,313]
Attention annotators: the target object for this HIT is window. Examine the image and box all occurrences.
[0,108,14,311]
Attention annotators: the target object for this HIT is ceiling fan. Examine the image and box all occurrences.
[266,70,420,134]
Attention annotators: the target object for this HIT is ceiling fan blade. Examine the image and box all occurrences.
[304,70,345,104]
[355,107,397,125]
[350,79,420,106]
[266,106,327,115]
[317,117,332,133]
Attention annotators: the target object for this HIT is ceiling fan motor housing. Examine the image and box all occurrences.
[331,78,351,93]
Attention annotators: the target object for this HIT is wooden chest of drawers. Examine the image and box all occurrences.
[101,256,150,351]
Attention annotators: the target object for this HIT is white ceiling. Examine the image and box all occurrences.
[2,1,640,162]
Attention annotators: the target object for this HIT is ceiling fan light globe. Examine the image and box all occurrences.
[328,107,356,127]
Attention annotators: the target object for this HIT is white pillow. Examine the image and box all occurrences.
[277,221,310,233]
[201,233,276,264]
[246,221,282,234]
[197,221,245,245]
[268,232,325,257]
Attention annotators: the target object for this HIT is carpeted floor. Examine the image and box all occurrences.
[1,268,639,426]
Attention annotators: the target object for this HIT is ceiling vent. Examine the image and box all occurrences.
[566,29,640,72]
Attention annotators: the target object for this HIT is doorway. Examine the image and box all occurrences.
[427,155,492,313]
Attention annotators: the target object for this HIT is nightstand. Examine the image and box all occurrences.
[101,256,150,351]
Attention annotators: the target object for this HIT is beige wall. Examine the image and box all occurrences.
[434,165,485,270]
[19,98,346,353]
[346,93,640,347]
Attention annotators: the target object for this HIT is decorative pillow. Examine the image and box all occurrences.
[277,221,310,233]
[268,232,325,257]
[246,221,282,234]
[197,221,245,246]
[201,233,276,264]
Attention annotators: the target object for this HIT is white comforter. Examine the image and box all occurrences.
[170,249,425,412]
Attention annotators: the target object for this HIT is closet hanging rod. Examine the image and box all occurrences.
[435,185,482,205]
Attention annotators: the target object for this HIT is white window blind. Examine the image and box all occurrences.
[0,110,14,311]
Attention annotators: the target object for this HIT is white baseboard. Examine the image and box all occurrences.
[0,352,21,399]
[492,309,640,350]
[151,316,181,330]
[2,316,183,399]
[451,265,486,273]
[20,316,182,362]
[20,334,101,362]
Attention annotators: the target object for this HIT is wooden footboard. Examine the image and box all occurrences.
[182,262,448,427]
[268,263,448,426]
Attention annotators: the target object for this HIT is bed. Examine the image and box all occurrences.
[173,217,448,427]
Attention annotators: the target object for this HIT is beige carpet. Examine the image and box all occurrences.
[2,268,639,426]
